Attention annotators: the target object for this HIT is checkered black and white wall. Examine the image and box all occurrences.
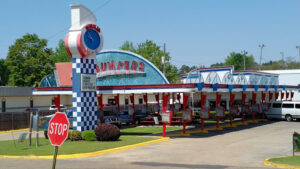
[72,58,98,132]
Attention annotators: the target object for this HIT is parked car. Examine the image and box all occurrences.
[136,110,160,124]
[120,110,132,124]
[97,110,121,127]
[49,105,67,111]
[266,101,300,121]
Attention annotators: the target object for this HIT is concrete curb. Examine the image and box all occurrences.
[0,128,28,134]
[0,137,171,159]
[264,157,300,169]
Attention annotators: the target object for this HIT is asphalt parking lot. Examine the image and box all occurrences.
[0,120,299,169]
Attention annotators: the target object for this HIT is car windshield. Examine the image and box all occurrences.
[120,111,128,115]
[104,111,114,116]
[135,110,146,115]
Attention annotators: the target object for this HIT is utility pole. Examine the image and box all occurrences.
[296,46,300,63]
[280,52,285,69]
[280,52,284,61]
[162,43,166,75]
[259,44,266,70]
[241,50,248,70]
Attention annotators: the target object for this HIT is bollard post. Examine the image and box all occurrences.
[252,112,255,122]
[201,119,204,131]
[183,121,186,134]
[162,123,166,137]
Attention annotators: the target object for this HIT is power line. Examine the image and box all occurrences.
[47,0,113,41]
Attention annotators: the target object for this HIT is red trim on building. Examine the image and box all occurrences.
[33,83,300,92]
[97,83,198,90]
[196,66,233,71]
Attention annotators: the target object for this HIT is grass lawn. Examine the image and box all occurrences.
[0,136,156,156]
[121,126,182,135]
[268,156,300,166]
[0,126,180,156]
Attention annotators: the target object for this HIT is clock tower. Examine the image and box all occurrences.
[65,4,103,132]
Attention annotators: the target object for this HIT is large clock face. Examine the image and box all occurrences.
[83,29,101,50]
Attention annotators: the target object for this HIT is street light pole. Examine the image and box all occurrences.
[296,46,300,63]
[162,43,166,75]
[241,50,248,70]
[259,44,266,70]
[280,52,284,61]
[280,52,285,69]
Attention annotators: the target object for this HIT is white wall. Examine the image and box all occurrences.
[262,69,300,101]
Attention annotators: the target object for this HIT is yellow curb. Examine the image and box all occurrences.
[247,120,258,123]
[257,119,268,122]
[264,157,300,169]
[187,129,208,134]
[235,122,248,125]
[0,128,29,134]
[166,133,190,137]
[0,137,171,159]
[222,124,237,128]
[207,127,223,131]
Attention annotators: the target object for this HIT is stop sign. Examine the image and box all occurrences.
[48,112,69,146]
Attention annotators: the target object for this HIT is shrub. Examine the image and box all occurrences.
[68,130,82,141]
[81,130,96,141]
[94,124,120,141]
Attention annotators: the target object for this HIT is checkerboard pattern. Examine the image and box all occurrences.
[72,58,97,74]
[72,58,98,132]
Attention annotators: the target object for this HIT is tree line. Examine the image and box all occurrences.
[1,33,299,87]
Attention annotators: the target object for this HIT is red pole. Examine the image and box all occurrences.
[162,123,166,137]
[230,116,233,127]
[252,111,255,122]
[172,93,175,113]
[183,121,186,134]
[216,117,219,129]
[242,113,245,124]
[201,119,204,131]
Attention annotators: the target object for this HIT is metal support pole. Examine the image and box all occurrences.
[162,43,166,75]
[242,50,247,70]
[183,121,186,134]
[36,112,39,147]
[259,44,266,70]
[29,112,33,146]
[162,123,166,137]
[52,146,59,169]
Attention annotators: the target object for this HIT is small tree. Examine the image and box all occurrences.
[6,33,55,86]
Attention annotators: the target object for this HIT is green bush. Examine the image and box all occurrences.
[68,130,82,141]
[81,130,96,141]
[94,124,120,141]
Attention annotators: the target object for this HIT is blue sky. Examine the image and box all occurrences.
[1,0,300,68]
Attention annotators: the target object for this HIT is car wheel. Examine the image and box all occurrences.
[285,114,293,122]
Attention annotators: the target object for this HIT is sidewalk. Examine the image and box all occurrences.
[0,130,45,141]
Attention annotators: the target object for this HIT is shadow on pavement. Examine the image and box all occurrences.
[132,161,269,169]
[152,119,278,138]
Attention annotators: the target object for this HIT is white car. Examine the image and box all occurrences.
[266,101,300,121]
[49,105,67,111]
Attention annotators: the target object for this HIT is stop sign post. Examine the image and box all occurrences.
[48,112,69,169]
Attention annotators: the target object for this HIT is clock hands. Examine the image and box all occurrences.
[87,32,94,42]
